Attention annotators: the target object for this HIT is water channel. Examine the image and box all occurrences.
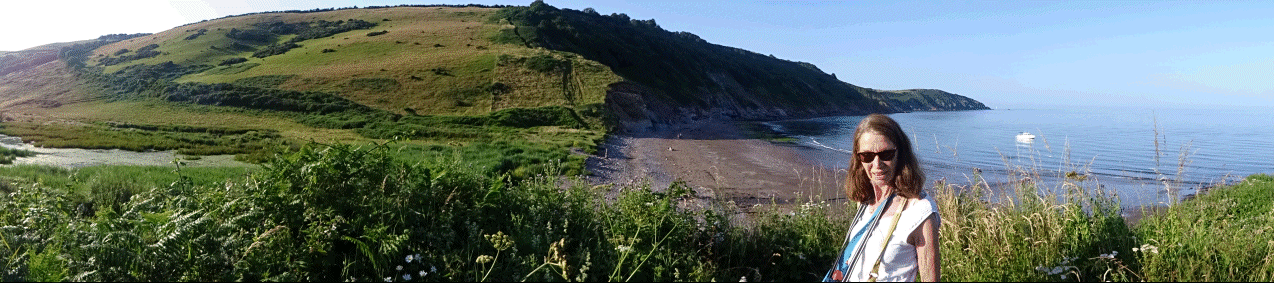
[0,134,253,168]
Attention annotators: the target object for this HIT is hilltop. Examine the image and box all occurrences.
[0,2,988,175]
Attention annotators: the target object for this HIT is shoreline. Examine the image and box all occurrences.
[581,121,1226,227]
[584,121,850,216]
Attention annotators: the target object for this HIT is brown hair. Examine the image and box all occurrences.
[845,114,925,204]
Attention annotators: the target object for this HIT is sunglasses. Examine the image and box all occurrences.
[856,149,897,163]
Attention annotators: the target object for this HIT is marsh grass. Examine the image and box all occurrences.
[0,147,35,164]
[0,121,282,156]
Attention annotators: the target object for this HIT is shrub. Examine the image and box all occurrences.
[489,105,587,129]
[184,29,207,40]
[218,57,247,66]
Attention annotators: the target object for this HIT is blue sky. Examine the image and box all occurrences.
[3,0,1271,109]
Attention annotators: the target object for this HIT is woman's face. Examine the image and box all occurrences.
[857,131,898,188]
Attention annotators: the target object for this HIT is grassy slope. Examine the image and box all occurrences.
[0,6,622,172]
[93,7,620,117]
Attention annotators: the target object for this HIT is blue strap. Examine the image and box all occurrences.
[824,194,893,282]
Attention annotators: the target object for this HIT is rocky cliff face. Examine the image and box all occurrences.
[605,80,989,133]
[870,89,991,112]
[604,77,893,133]
[495,3,989,133]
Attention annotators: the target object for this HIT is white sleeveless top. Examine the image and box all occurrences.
[845,195,939,282]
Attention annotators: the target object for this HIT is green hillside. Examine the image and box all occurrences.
[0,2,987,177]
[88,5,620,117]
[490,2,987,129]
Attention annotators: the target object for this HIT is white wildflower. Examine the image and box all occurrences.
[1140,244,1160,254]
[405,255,414,263]
[384,277,392,282]
[403,274,412,281]
[397,265,403,271]
[419,271,427,277]
[431,265,437,273]
[739,276,748,282]
[616,245,633,254]
[415,254,421,261]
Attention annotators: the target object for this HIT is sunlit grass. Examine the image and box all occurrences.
[1134,174,1274,281]
[0,139,1268,281]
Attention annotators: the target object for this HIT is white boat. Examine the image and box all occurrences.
[1016,132,1036,143]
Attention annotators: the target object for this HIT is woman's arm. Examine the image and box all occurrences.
[911,214,940,282]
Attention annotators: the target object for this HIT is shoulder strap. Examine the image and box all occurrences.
[867,197,910,282]
[838,203,868,249]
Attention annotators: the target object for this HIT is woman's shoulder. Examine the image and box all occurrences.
[901,194,940,225]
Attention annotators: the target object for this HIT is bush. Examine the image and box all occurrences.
[184,29,207,40]
[218,57,247,66]
[489,105,587,129]
[367,30,389,36]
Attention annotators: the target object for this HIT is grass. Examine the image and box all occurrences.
[5,4,1264,281]
[1134,174,1274,281]
[0,121,283,156]
[0,147,36,164]
[934,168,1137,281]
[0,140,1267,281]
[88,6,620,118]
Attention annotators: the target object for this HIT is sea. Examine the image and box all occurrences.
[766,107,1274,208]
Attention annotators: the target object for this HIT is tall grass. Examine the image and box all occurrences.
[0,142,844,281]
[0,139,1268,281]
[934,168,1137,281]
[1134,174,1274,281]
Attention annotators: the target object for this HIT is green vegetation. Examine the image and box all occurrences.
[99,44,162,66]
[0,122,283,156]
[184,28,208,40]
[1135,174,1274,281]
[0,142,1269,282]
[491,2,881,112]
[0,147,36,164]
[935,170,1137,281]
[0,143,843,281]
[217,57,247,66]
[8,5,1257,281]
[249,19,379,58]
[231,74,295,88]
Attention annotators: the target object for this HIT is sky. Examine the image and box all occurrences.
[2,0,1272,109]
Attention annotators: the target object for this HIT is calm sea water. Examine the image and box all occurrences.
[768,107,1274,207]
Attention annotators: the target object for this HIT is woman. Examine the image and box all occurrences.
[824,114,940,282]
